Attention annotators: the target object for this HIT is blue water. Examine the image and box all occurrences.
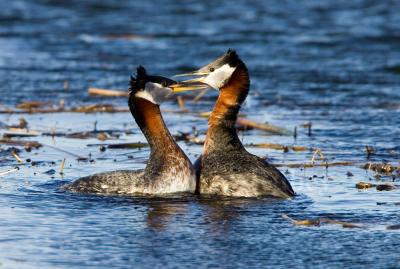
[1,1,400,268]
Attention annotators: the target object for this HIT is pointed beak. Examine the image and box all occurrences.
[169,80,209,93]
[174,71,209,77]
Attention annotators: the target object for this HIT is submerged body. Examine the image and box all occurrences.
[181,50,294,198]
[64,67,196,195]
[196,151,293,198]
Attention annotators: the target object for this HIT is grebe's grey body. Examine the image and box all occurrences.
[176,50,295,198]
[64,67,198,195]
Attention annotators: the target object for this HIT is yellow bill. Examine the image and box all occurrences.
[169,81,209,93]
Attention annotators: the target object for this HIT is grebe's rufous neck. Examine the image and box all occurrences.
[64,66,203,195]
[173,49,295,198]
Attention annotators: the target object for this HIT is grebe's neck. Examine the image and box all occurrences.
[204,64,250,154]
[129,97,188,172]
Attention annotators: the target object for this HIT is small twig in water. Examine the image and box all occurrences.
[11,150,23,163]
[59,158,66,175]
[0,167,20,177]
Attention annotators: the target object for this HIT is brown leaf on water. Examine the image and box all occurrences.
[355,182,375,189]
[97,132,109,141]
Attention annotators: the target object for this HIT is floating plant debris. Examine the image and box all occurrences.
[0,139,42,148]
[16,101,50,110]
[363,162,400,174]
[282,214,320,226]
[376,184,396,191]
[249,143,308,152]
[356,182,375,189]
[3,129,41,138]
[236,118,291,135]
[282,214,362,229]
[87,142,149,149]
[71,104,129,113]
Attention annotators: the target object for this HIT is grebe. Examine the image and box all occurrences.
[174,49,295,198]
[64,66,205,195]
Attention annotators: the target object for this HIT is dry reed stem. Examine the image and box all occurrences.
[88,88,128,97]
[11,150,23,163]
[236,118,290,135]
[0,167,20,177]
[59,158,66,175]
[310,149,325,164]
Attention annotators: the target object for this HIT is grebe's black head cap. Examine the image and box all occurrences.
[129,66,178,104]
[173,49,244,90]
[129,66,147,94]
[129,66,177,94]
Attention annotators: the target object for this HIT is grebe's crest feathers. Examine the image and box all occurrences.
[226,48,240,67]
[129,66,148,94]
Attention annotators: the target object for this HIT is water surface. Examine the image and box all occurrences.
[0,1,400,268]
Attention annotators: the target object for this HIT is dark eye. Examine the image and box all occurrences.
[209,67,215,72]
[161,81,168,87]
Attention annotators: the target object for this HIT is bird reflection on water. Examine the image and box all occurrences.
[141,194,285,233]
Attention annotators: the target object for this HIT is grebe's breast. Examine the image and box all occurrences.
[195,150,294,198]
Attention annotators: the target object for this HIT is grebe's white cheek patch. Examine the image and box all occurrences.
[136,82,172,104]
[204,64,236,89]
[135,90,156,104]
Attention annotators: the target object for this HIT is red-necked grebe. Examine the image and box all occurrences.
[173,49,295,198]
[64,66,206,195]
